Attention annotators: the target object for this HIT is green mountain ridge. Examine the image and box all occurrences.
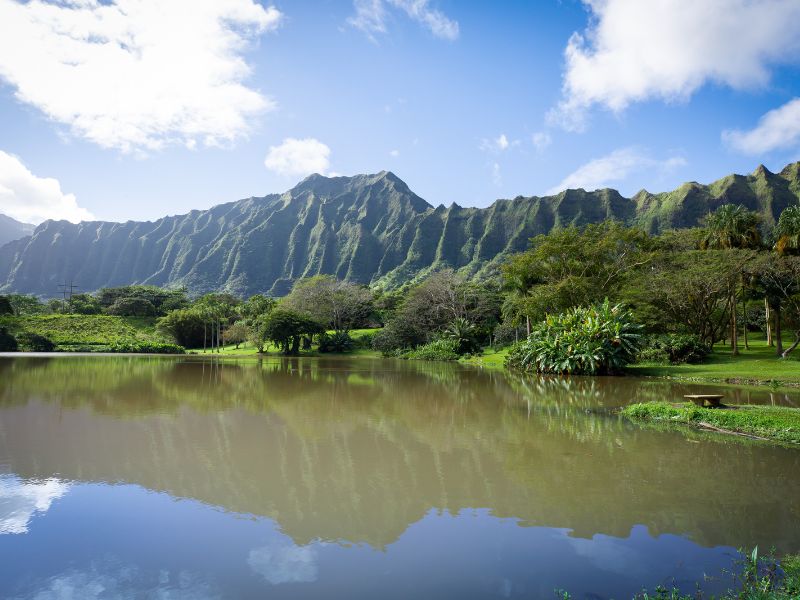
[1,162,798,297]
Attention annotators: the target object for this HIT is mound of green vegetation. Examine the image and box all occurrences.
[621,401,800,445]
[0,314,168,351]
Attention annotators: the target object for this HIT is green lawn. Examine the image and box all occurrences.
[628,335,800,386]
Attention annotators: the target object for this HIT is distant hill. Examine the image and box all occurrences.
[0,214,35,248]
[1,162,798,297]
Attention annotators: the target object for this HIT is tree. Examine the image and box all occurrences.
[700,205,762,355]
[373,270,501,351]
[700,204,762,251]
[284,276,374,333]
[193,293,242,353]
[96,285,189,316]
[106,297,157,317]
[157,308,206,348]
[775,205,800,255]
[241,294,277,322]
[225,321,249,350]
[755,255,800,357]
[68,293,101,315]
[6,294,46,315]
[629,250,744,347]
[261,309,324,355]
[501,222,655,328]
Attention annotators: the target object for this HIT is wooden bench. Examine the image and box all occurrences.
[684,394,725,408]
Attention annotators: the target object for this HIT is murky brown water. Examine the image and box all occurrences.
[0,356,798,599]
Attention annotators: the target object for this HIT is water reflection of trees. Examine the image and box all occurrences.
[0,356,799,553]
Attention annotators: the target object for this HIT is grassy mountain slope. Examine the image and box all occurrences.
[1,163,798,297]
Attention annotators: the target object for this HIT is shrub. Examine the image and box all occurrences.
[15,332,56,352]
[443,317,481,355]
[637,334,710,365]
[0,327,18,351]
[107,341,186,354]
[318,331,355,353]
[402,338,460,361]
[505,300,642,375]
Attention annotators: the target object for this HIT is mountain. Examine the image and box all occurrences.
[1,163,799,297]
[0,214,35,248]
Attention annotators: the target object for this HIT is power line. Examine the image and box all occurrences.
[57,280,79,302]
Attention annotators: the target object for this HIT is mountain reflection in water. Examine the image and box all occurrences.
[0,356,798,599]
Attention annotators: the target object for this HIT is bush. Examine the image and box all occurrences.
[107,341,186,354]
[318,331,355,353]
[15,332,56,352]
[402,338,460,361]
[0,327,18,351]
[505,300,642,375]
[637,334,710,365]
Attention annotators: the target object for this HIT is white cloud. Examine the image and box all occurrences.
[480,133,514,153]
[546,147,686,194]
[389,149,400,157]
[532,131,552,153]
[0,151,94,224]
[0,475,69,534]
[0,0,282,152]
[723,97,800,154]
[551,0,800,130]
[248,540,319,585]
[349,0,458,41]
[264,138,332,177]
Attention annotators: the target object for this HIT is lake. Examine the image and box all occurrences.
[0,355,798,599]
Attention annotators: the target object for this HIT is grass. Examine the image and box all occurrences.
[0,314,165,350]
[459,346,510,368]
[628,335,800,388]
[620,401,800,446]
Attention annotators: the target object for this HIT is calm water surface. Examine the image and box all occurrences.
[0,356,798,599]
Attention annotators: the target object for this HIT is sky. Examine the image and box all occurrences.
[1,0,800,224]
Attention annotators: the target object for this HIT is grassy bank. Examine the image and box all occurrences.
[628,337,800,387]
[621,401,800,446]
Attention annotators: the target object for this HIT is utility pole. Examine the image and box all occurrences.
[57,280,79,304]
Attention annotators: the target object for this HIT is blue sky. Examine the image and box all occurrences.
[1,0,799,224]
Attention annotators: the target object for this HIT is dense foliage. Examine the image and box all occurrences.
[0,326,17,351]
[506,301,642,375]
[636,334,710,365]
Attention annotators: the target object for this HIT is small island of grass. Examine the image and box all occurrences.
[621,401,800,446]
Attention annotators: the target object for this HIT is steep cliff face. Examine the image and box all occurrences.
[1,163,798,296]
[0,214,34,248]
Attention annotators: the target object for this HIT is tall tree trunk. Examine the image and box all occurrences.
[775,305,783,356]
[730,293,738,356]
[765,298,772,346]
[742,291,748,350]
[203,323,207,354]
[526,314,530,337]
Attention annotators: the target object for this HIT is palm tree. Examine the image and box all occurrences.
[700,204,762,355]
[775,205,800,255]
[700,204,762,250]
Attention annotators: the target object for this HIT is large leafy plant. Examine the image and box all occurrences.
[506,300,642,375]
